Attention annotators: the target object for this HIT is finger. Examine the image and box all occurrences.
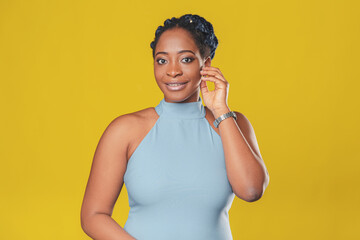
[202,76,227,86]
[202,66,224,77]
[200,79,209,94]
[201,73,227,84]
[201,70,225,80]
[201,71,222,79]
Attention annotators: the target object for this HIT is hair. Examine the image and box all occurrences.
[150,14,218,61]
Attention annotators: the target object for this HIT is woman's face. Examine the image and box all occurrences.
[153,27,211,103]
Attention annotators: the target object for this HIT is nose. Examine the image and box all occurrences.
[166,61,183,78]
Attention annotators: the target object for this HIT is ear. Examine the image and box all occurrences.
[204,56,211,67]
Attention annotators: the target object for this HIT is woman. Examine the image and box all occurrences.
[81,14,270,240]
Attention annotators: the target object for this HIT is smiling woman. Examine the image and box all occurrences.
[81,13,269,240]
[151,15,216,104]
[153,27,208,101]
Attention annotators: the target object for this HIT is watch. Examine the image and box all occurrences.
[213,111,237,128]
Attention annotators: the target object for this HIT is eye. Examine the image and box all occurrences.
[182,57,194,63]
[156,58,167,65]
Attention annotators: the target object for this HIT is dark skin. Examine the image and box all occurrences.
[153,27,209,104]
[153,27,227,113]
[154,27,269,200]
[81,26,269,239]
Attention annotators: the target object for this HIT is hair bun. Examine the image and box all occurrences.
[150,14,218,60]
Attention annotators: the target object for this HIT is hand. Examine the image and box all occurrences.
[200,66,231,117]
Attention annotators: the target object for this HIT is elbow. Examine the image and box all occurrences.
[80,207,94,234]
[81,213,96,235]
[80,212,89,234]
[244,175,270,202]
[234,187,264,202]
[233,171,270,202]
[244,188,263,202]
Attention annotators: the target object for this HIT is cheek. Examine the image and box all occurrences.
[153,67,163,80]
[184,66,201,78]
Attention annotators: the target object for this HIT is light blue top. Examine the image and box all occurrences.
[123,96,235,240]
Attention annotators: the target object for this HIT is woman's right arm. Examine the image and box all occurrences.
[80,115,136,240]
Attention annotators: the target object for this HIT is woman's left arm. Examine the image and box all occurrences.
[213,107,270,202]
[200,66,270,202]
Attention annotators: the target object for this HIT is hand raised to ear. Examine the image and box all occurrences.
[200,66,230,116]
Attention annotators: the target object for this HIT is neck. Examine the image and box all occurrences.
[164,90,200,103]
[155,96,206,119]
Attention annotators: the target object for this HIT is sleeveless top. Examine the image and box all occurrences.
[123,96,235,240]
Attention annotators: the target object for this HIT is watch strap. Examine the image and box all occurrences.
[213,111,237,128]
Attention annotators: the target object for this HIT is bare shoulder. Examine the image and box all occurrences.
[232,111,255,134]
[233,111,250,127]
[120,107,159,159]
[111,107,158,137]
[93,106,157,172]
[111,107,148,127]
[233,111,264,160]
[80,107,157,225]
[112,107,159,160]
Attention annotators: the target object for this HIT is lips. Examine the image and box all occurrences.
[165,81,188,85]
[165,81,189,91]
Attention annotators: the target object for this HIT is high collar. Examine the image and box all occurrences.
[155,96,206,119]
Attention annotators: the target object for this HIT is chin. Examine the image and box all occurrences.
[163,94,189,103]
[162,88,200,103]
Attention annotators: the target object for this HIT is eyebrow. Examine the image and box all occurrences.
[155,50,196,56]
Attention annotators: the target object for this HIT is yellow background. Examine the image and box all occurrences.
[1,0,359,239]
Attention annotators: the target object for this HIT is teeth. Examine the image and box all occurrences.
[168,83,185,86]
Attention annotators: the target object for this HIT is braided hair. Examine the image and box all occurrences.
[150,14,218,60]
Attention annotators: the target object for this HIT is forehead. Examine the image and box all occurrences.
[155,28,198,53]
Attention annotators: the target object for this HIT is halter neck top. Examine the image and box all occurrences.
[123,96,235,240]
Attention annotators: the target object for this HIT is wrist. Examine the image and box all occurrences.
[212,106,231,119]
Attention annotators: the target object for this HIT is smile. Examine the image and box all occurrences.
[165,82,188,91]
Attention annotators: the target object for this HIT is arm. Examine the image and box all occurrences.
[213,108,270,202]
[81,115,136,240]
